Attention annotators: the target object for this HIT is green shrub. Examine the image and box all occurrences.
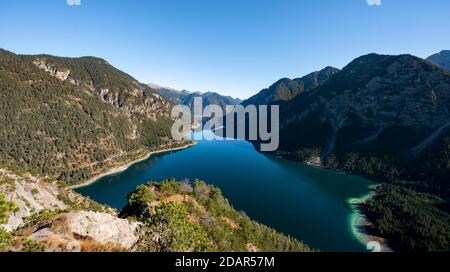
[19,209,60,230]
[0,228,13,252]
[127,184,157,207]
[149,201,212,252]
[159,178,181,195]
[22,239,47,252]
[0,193,19,224]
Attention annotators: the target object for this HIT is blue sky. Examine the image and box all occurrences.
[1,0,449,99]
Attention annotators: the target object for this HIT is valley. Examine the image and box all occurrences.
[76,131,376,252]
[1,48,449,252]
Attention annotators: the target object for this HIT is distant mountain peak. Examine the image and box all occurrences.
[427,50,450,71]
[148,83,241,109]
[243,66,339,106]
[434,50,450,55]
[148,82,180,93]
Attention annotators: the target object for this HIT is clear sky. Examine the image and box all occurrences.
[1,0,449,99]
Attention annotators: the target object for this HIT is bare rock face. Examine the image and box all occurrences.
[33,58,71,81]
[0,169,141,252]
[0,169,113,233]
[64,211,142,249]
[0,169,67,231]
[19,211,142,252]
[32,56,172,120]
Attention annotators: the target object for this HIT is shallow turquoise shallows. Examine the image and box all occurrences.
[76,131,374,252]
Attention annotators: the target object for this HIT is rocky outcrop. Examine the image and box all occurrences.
[0,169,66,231]
[33,58,71,81]
[32,56,172,120]
[19,211,142,252]
[0,169,112,232]
[64,211,142,249]
[0,169,141,252]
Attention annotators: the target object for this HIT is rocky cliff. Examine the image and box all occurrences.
[0,169,142,252]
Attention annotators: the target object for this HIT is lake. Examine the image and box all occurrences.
[76,131,374,252]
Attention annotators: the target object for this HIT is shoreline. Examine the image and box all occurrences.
[348,186,394,252]
[69,141,197,190]
[270,153,394,252]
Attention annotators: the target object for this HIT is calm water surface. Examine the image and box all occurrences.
[77,131,373,252]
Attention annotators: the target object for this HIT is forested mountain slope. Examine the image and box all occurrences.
[0,49,178,185]
[277,54,450,183]
[268,53,450,251]
[242,66,339,106]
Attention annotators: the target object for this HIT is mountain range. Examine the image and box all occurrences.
[147,83,191,104]
[148,82,241,112]
[242,66,339,106]
[245,53,449,170]
[1,47,449,252]
[0,48,309,253]
[0,49,177,185]
[244,51,450,251]
[276,53,450,163]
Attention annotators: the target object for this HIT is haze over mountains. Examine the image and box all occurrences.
[427,50,450,71]
[148,82,241,112]
[147,83,190,104]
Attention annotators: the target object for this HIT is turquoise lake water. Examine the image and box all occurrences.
[76,131,374,252]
